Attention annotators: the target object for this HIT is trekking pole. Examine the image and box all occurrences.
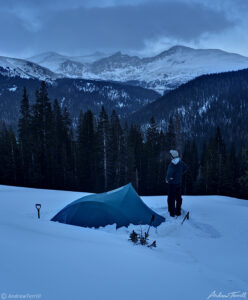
[35,204,41,219]
[181,211,189,225]
[146,215,155,236]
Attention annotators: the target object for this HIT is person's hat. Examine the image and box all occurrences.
[169,150,179,158]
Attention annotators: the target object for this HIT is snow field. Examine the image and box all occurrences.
[0,185,247,300]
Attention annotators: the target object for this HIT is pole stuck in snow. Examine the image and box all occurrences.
[35,204,41,219]
[181,211,189,225]
[146,214,155,235]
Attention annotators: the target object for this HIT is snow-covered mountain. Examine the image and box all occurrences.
[29,51,108,65]
[0,55,59,81]
[0,52,107,81]
[28,46,248,94]
[2,46,248,94]
[27,51,108,78]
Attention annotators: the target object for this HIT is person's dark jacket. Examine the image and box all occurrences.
[166,158,187,185]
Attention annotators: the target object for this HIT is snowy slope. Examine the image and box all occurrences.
[27,52,88,78]
[29,51,108,65]
[0,185,247,300]
[28,52,108,78]
[28,46,248,94]
[87,46,248,93]
[0,56,60,81]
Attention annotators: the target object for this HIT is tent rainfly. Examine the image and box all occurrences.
[51,183,165,228]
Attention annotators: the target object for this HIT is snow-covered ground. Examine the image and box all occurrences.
[0,185,247,300]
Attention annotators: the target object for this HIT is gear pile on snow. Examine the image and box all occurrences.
[128,229,157,248]
[129,230,138,243]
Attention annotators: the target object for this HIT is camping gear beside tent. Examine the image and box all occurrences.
[51,183,165,228]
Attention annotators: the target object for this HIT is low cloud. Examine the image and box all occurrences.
[0,0,239,57]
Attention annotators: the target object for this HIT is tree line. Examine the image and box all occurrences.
[0,82,247,199]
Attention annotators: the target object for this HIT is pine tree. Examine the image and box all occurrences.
[0,123,20,186]
[77,110,96,192]
[238,148,248,199]
[119,122,129,187]
[166,116,176,151]
[62,106,76,189]
[145,117,160,194]
[109,110,123,189]
[196,141,208,194]
[18,87,32,185]
[157,130,167,195]
[96,107,111,191]
[182,140,198,194]
[52,99,67,188]
[31,81,54,187]
[200,127,227,195]
[127,125,143,192]
[182,141,193,194]
[223,143,238,196]
[174,115,183,154]
[206,137,218,194]
[215,127,226,194]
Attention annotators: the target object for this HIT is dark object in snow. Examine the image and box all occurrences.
[139,228,149,245]
[181,211,190,225]
[129,226,158,248]
[129,230,138,243]
[35,204,41,219]
[148,241,157,248]
[146,215,155,236]
[140,235,148,245]
[167,184,183,217]
[51,183,165,228]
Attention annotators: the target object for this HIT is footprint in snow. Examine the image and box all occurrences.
[189,221,221,239]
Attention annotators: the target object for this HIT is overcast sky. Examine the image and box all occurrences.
[0,0,247,58]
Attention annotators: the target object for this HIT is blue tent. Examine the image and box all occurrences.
[51,183,165,228]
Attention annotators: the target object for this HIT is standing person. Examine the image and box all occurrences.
[166,150,187,217]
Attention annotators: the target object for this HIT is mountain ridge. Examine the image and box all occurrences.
[1,46,248,94]
[129,67,248,146]
[0,70,159,128]
[27,45,248,93]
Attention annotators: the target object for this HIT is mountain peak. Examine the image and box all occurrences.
[28,51,66,62]
[155,45,194,59]
[168,45,193,51]
[111,51,124,57]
